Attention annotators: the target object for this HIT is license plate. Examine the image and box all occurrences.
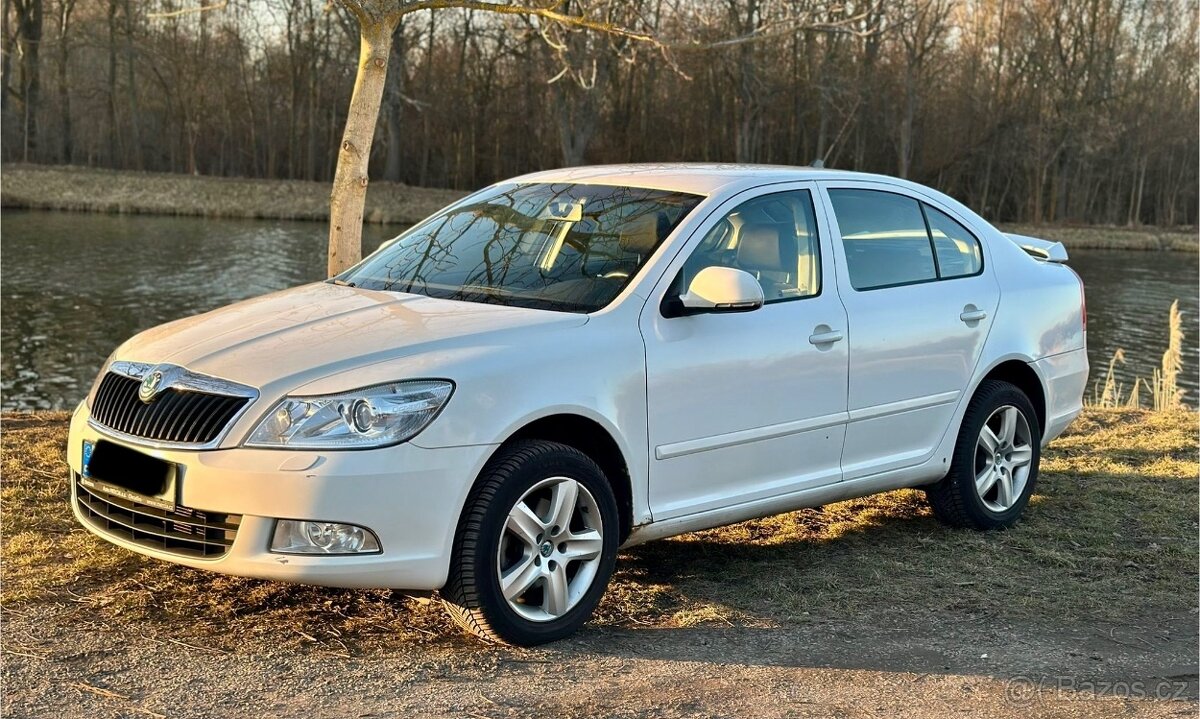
[81,440,179,512]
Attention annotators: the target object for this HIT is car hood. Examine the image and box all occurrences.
[116,282,587,390]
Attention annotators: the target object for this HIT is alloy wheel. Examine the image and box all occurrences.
[974,405,1034,513]
[496,476,605,622]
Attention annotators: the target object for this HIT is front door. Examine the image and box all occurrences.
[640,185,850,520]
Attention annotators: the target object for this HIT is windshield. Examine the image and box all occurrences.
[338,183,703,313]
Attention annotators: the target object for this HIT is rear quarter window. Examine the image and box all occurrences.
[924,204,983,278]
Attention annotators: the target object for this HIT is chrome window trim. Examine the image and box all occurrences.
[823,187,987,293]
[87,361,259,451]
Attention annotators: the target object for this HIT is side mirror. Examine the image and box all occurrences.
[668,266,765,316]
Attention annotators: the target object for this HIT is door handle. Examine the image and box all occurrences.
[960,307,988,323]
[808,329,844,345]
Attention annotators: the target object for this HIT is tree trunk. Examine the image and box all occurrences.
[328,18,395,276]
[734,41,759,163]
[14,0,43,162]
[122,0,141,169]
[418,14,435,186]
[306,61,319,180]
[55,0,73,163]
[105,0,118,164]
[555,76,599,166]
[897,68,916,179]
[557,106,593,166]
[1,0,11,121]
[382,18,406,182]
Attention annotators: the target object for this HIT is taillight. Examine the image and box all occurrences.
[1081,285,1087,331]
[1068,266,1086,332]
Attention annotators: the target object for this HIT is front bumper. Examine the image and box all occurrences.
[66,403,495,590]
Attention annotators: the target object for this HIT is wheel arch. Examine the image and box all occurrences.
[974,357,1048,438]
[484,413,635,543]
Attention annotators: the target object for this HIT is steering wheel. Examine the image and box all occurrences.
[599,269,631,279]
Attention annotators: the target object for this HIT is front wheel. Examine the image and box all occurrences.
[926,380,1041,530]
[442,440,619,645]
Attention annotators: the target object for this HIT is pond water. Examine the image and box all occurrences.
[2,210,1196,410]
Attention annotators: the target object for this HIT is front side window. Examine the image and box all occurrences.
[670,190,821,303]
[828,189,936,290]
[340,183,703,313]
[925,204,983,278]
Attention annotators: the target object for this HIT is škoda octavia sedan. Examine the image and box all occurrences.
[69,164,1087,645]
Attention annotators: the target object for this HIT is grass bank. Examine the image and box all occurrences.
[0,164,465,225]
[998,223,1198,252]
[3,164,1197,251]
[2,409,1195,652]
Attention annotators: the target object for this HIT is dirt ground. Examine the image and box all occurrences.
[2,409,1197,717]
[3,606,1196,718]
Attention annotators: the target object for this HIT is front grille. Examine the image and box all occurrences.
[91,371,250,445]
[74,473,240,558]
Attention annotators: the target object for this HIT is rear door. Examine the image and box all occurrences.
[819,182,1001,479]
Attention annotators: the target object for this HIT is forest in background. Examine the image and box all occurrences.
[2,0,1197,226]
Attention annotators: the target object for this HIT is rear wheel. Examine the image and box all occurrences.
[926,380,1041,530]
[442,440,619,645]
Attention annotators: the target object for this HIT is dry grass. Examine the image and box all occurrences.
[2,409,1195,653]
[0,164,466,226]
[999,223,1198,252]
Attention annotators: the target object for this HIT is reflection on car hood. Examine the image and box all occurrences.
[117,282,587,389]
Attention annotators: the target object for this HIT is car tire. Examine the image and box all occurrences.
[442,440,619,645]
[925,380,1042,530]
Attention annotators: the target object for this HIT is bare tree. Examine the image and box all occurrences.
[2,0,1194,233]
[52,0,73,162]
[327,0,659,275]
[10,0,41,160]
[892,0,950,179]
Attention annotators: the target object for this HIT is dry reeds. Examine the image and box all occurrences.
[1088,300,1187,411]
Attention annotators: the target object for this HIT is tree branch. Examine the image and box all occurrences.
[147,1,228,20]
[397,0,658,43]
[395,0,884,51]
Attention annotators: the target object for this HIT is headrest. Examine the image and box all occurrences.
[619,213,662,255]
[736,223,797,273]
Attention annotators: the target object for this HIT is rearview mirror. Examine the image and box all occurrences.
[669,266,765,316]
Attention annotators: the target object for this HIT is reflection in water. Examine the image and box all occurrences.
[2,211,396,410]
[1,210,1196,409]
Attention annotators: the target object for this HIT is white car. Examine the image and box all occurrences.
[67,164,1088,645]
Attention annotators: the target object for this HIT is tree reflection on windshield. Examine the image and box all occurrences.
[339,183,702,313]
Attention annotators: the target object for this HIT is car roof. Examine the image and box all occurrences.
[507,163,914,196]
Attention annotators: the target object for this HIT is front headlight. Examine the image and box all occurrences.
[245,380,453,449]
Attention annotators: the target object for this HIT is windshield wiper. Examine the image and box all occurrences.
[458,284,513,297]
[329,278,356,287]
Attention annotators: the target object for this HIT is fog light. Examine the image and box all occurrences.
[271,520,381,555]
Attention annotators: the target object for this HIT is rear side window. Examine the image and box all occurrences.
[828,189,936,290]
[924,204,982,278]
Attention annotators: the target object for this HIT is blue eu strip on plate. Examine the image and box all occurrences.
[81,440,94,478]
